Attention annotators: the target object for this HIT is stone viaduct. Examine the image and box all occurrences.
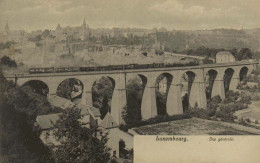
[4,61,259,126]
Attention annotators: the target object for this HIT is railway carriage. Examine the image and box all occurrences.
[29,61,199,74]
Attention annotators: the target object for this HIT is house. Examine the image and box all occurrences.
[35,113,61,146]
[100,112,117,128]
[215,51,235,63]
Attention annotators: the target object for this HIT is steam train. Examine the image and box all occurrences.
[29,61,199,74]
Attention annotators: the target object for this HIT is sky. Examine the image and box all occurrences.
[0,0,260,31]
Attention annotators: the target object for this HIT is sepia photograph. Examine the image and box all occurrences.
[0,0,260,162]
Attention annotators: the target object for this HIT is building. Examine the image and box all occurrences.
[215,51,235,63]
[158,77,168,94]
[35,95,102,145]
[35,94,132,158]
[0,22,28,43]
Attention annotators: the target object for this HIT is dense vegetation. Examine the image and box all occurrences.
[0,70,56,163]
[50,107,111,163]
[178,46,253,61]
[120,75,254,131]
[122,78,143,126]
[0,55,17,68]
[185,91,252,122]
[0,42,14,50]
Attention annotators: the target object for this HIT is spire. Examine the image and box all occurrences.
[56,23,62,31]
[5,21,9,31]
[83,17,86,26]
[82,17,86,29]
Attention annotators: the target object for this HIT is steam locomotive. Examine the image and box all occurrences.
[29,61,199,74]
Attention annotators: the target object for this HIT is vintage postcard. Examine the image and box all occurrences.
[0,0,260,162]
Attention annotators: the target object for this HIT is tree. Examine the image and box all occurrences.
[156,92,167,115]
[0,55,17,67]
[122,78,142,125]
[237,48,253,61]
[42,29,51,38]
[0,71,55,163]
[51,107,111,163]
[100,95,109,119]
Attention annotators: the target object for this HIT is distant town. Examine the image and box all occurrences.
[1,18,260,71]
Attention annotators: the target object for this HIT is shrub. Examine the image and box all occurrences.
[185,91,253,123]
[0,55,17,68]
[119,124,129,132]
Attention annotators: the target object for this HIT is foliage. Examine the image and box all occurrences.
[122,78,143,125]
[229,48,253,61]
[237,48,253,61]
[28,35,42,42]
[5,85,62,122]
[185,91,252,122]
[252,51,260,60]
[100,95,109,119]
[119,139,133,160]
[0,41,14,50]
[51,107,111,163]
[92,77,114,119]
[0,70,55,163]
[156,92,167,115]
[0,55,17,68]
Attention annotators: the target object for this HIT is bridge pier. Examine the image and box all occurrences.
[229,69,240,91]
[166,75,183,115]
[47,80,60,97]
[81,90,93,107]
[211,71,225,99]
[189,71,207,109]
[141,75,157,120]
[81,80,95,107]
[111,74,127,126]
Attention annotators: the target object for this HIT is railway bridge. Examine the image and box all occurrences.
[4,60,259,126]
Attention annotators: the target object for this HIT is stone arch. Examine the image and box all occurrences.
[205,69,218,99]
[223,68,235,93]
[181,71,196,111]
[92,76,116,119]
[22,80,49,97]
[138,74,148,88]
[56,78,84,101]
[123,74,146,124]
[239,66,249,82]
[155,73,173,115]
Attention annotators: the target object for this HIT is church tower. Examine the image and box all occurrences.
[81,17,90,41]
[56,23,62,31]
[5,21,9,32]
[82,18,86,30]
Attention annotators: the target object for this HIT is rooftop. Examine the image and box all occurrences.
[48,95,75,110]
[89,106,101,117]
[36,113,61,130]
[216,51,233,56]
